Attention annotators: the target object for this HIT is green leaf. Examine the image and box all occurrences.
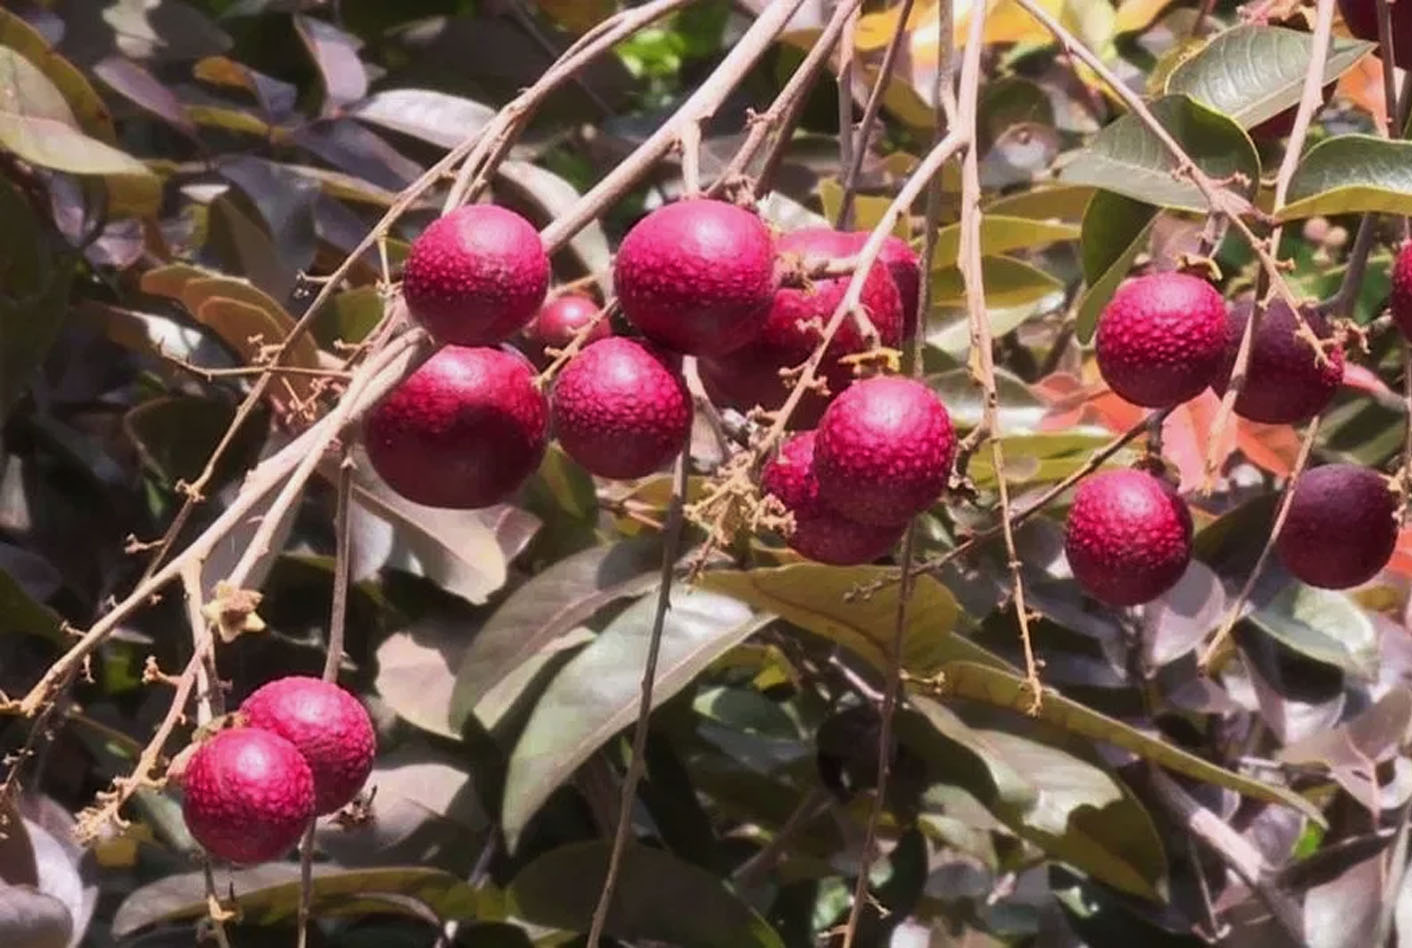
[1278,135,1412,220]
[700,564,990,676]
[0,8,117,143]
[0,48,151,177]
[502,587,766,845]
[1075,190,1157,342]
[0,567,64,644]
[509,841,784,948]
[0,179,73,419]
[1073,190,1152,343]
[930,216,1080,270]
[1166,25,1372,129]
[984,184,1095,222]
[123,396,268,489]
[931,661,1326,824]
[112,866,483,937]
[968,431,1118,489]
[1248,582,1378,678]
[931,255,1065,308]
[449,537,664,729]
[1059,94,1259,212]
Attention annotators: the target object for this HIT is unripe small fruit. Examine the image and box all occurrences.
[241,677,377,815]
[364,346,548,509]
[181,728,315,864]
[761,431,906,565]
[551,337,691,479]
[1339,0,1412,69]
[614,199,777,356]
[1277,464,1398,589]
[699,227,904,427]
[1064,469,1192,606]
[402,205,550,346]
[813,376,954,527]
[1095,271,1227,408]
[524,293,610,364]
[1211,299,1344,425]
[1391,241,1412,340]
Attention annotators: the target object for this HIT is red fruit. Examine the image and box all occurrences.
[1276,464,1398,589]
[614,199,777,356]
[1211,299,1344,425]
[1065,469,1193,606]
[698,228,904,428]
[551,337,691,479]
[813,376,954,527]
[1339,0,1412,69]
[761,431,905,565]
[241,677,377,815]
[1095,271,1227,408]
[1392,241,1412,340]
[524,293,610,362]
[181,728,315,864]
[845,232,921,339]
[403,205,550,346]
[364,346,548,509]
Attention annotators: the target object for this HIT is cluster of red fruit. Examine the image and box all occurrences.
[1067,262,1409,607]
[178,677,376,864]
[365,197,954,564]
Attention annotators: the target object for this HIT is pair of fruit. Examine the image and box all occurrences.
[179,677,376,865]
[762,376,954,565]
[1094,271,1344,424]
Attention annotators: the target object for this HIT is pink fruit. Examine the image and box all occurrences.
[614,199,777,356]
[1392,241,1412,340]
[813,376,954,527]
[403,205,550,346]
[1095,271,1228,408]
[1277,464,1399,589]
[1065,469,1193,606]
[699,227,904,427]
[525,293,610,362]
[1211,299,1344,425]
[761,431,905,564]
[551,337,691,479]
[180,728,315,864]
[364,346,548,509]
[241,677,377,815]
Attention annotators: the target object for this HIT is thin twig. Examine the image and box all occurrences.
[324,448,355,682]
[835,2,860,200]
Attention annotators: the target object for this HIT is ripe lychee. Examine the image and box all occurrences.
[761,431,906,565]
[551,337,691,479]
[698,227,904,428]
[180,727,315,864]
[845,232,921,339]
[364,346,548,509]
[1095,271,1227,408]
[813,376,954,527]
[1391,241,1412,340]
[1338,0,1412,69]
[613,199,777,356]
[523,293,610,364]
[402,205,550,346]
[1211,299,1344,425]
[1064,469,1193,606]
[1276,464,1399,589]
[240,676,377,815]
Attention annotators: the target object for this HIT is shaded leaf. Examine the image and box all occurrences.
[79,0,230,61]
[502,587,765,845]
[122,396,267,489]
[1075,190,1157,342]
[0,798,37,887]
[509,841,783,948]
[1141,559,1226,666]
[192,55,296,118]
[91,56,195,136]
[0,179,74,419]
[293,14,368,109]
[350,88,494,149]
[216,156,319,277]
[1279,135,1412,220]
[1248,580,1378,678]
[292,119,422,192]
[0,885,71,948]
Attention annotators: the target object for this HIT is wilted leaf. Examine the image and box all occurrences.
[1059,94,1259,212]
[1075,190,1157,342]
[1278,135,1412,220]
[502,587,765,845]
[1166,25,1372,129]
[509,841,784,948]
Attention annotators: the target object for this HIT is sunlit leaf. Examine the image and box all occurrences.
[930,216,1079,270]
[1278,135,1412,220]
[1075,190,1157,342]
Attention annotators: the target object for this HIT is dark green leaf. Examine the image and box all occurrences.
[1248,581,1378,678]
[0,179,73,418]
[1279,135,1412,220]
[1075,191,1158,342]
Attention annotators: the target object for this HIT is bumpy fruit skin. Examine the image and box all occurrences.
[403,205,550,346]
[524,293,610,363]
[1211,299,1344,425]
[846,232,921,339]
[1392,242,1412,340]
[364,346,548,509]
[551,337,691,479]
[813,376,954,527]
[613,199,777,356]
[241,677,377,815]
[1095,272,1227,408]
[1064,469,1193,606]
[181,728,315,864]
[761,431,906,565]
[1276,464,1398,589]
[1339,0,1412,69]
[699,228,904,427]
